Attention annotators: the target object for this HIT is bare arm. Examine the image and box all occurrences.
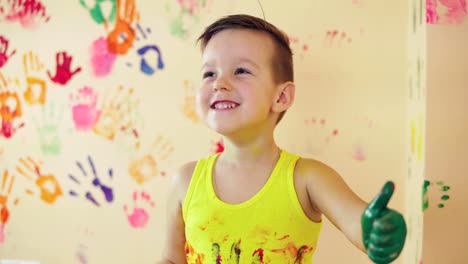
[158,162,197,264]
[298,159,367,252]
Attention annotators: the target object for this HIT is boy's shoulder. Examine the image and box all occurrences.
[174,160,198,186]
[294,155,339,181]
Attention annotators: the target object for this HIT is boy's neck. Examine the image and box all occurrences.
[218,135,281,168]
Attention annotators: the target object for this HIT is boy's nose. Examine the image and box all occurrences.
[212,77,231,91]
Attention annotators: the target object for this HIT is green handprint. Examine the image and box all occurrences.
[33,102,64,156]
[79,0,117,25]
[362,181,407,264]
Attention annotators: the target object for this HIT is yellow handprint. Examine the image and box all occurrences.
[0,72,24,138]
[128,135,174,185]
[22,51,47,105]
[183,80,199,123]
[93,85,140,140]
[16,157,63,204]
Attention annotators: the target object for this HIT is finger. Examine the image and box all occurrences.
[23,53,29,75]
[368,181,394,212]
[0,72,8,88]
[71,67,82,75]
[8,49,16,58]
[368,242,403,263]
[1,170,8,191]
[6,172,14,195]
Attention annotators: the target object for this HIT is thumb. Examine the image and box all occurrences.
[367,181,394,213]
[362,181,395,250]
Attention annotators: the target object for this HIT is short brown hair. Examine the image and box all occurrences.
[197,14,293,124]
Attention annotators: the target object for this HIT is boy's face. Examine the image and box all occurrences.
[197,29,282,136]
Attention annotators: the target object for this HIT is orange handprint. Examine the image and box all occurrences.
[106,0,138,55]
[128,135,173,185]
[22,51,47,105]
[0,170,18,244]
[0,73,24,138]
[93,85,139,140]
[182,80,199,123]
[16,157,63,204]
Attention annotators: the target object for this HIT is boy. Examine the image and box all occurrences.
[159,14,407,263]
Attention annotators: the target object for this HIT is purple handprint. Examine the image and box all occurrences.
[68,155,114,207]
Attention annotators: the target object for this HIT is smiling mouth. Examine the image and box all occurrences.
[210,101,240,110]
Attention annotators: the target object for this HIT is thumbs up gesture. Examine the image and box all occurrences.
[362,181,407,264]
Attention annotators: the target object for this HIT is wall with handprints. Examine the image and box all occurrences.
[0,0,427,263]
[423,1,467,263]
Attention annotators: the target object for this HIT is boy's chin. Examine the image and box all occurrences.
[207,122,240,137]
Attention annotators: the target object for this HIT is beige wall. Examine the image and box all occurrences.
[0,0,426,263]
[423,2,468,263]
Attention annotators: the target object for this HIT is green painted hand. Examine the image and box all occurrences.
[79,0,117,25]
[362,181,407,264]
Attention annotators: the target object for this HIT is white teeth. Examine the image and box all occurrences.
[214,102,237,109]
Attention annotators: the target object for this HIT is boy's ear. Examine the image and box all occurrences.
[272,81,295,113]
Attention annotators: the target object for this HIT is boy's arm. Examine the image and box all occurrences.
[299,159,406,263]
[298,159,367,251]
[158,162,197,264]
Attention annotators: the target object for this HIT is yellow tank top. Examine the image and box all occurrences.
[183,149,322,264]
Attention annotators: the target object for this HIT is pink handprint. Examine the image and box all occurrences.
[1,0,50,29]
[70,87,101,131]
[47,51,82,85]
[89,37,117,77]
[124,190,155,228]
[439,0,467,24]
[427,0,467,24]
[0,36,16,69]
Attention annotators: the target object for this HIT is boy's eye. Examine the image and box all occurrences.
[203,71,215,79]
[235,68,250,75]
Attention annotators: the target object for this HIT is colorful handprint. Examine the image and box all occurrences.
[0,169,19,243]
[79,0,117,26]
[123,190,155,228]
[0,0,50,29]
[89,37,117,77]
[70,86,102,131]
[0,36,16,69]
[182,80,199,123]
[47,51,82,85]
[126,24,164,75]
[68,155,114,207]
[22,51,47,105]
[106,0,138,55]
[92,85,139,140]
[16,157,63,204]
[33,102,64,155]
[0,73,24,139]
[427,0,467,25]
[165,0,212,39]
[128,135,173,185]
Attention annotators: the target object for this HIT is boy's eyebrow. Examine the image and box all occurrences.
[201,58,260,70]
[237,58,260,69]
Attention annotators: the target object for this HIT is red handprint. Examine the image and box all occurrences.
[47,51,82,85]
[106,0,138,55]
[0,36,16,68]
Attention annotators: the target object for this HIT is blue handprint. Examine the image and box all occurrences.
[125,23,165,75]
